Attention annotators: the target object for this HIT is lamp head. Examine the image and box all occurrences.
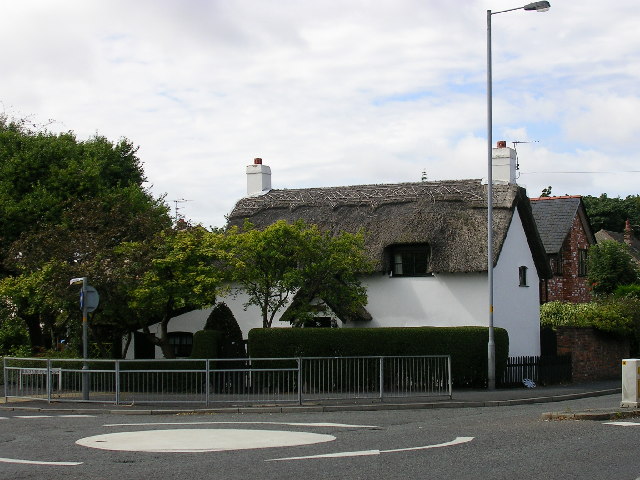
[523,1,550,12]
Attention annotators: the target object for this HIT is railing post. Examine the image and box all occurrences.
[3,357,6,402]
[447,355,453,398]
[46,358,52,403]
[115,360,120,405]
[205,359,210,406]
[379,357,384,400]
[297,358,303,405]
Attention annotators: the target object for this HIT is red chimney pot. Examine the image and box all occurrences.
[497,141,507,148]
[254,158,262,165]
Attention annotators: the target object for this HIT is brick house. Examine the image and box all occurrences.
[530,196,596,303]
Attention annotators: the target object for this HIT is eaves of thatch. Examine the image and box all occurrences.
[228,179,550,279]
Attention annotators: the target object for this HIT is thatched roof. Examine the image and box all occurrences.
[228,179,550,277]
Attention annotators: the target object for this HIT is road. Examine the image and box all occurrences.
[0,394,638,480]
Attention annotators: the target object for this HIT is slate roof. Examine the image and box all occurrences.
[530,196,583,254]
[228,179,550,278]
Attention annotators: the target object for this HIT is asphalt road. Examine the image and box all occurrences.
[1,394,638,480]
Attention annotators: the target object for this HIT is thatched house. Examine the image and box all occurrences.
[130,145,550,358]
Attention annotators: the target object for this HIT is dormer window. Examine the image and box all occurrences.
[388,244,430,277]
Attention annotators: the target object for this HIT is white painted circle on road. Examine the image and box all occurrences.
[76,429,336,453]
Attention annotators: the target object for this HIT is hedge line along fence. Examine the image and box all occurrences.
[248,326,508,388]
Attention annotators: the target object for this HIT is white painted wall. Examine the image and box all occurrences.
[128,209,541,358]
[493,208,541,356]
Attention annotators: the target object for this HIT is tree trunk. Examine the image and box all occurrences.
[23,314,45,353]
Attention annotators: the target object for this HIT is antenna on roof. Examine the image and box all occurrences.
[511,140,540,178]
[172,198,192,223]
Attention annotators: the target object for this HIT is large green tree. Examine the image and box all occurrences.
[228,220,371,328]
[583,194,640,235]
[0,116,172,354]
[588,240,639,295]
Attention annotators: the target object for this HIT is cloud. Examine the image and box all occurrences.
[1,0,639,227]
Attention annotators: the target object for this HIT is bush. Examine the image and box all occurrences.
[540,300,635,337]
[614,284,640,299]
[248,326,508,388]
[588,241,639,295]
[204,302,245,358]
[190,330,221,359]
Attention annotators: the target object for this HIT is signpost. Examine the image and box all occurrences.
[70,277,99,400]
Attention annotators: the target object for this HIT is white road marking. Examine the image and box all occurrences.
[0,417,8,420]
[12,414,95,419]
[604,421,640,427]
[266,436,475,461]
[0,457,82,466]
[77,428,336,453]
[103,421,378,429]
[15,415,52,419]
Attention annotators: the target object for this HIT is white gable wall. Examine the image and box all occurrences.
[493,208,541,356]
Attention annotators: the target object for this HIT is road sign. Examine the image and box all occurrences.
[79,286,100,313]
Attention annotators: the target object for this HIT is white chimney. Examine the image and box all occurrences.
[492,140,517,184]
[246,158,271,196]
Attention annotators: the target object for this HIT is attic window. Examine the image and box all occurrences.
[388,244,430,277]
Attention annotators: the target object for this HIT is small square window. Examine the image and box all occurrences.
[387,244,430,277]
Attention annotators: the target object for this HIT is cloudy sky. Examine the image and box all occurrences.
[2,0,638,228]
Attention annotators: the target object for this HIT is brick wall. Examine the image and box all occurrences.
[556,326,629,382]
[541,215,592,303]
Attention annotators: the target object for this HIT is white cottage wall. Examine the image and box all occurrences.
[343,273,486,329]
[493,208,541,356]
[128,208,540,359]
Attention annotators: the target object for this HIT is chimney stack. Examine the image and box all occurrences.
[492,140,517,184]
[246,158,271,196]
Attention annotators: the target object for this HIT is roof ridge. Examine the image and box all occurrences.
[530,195,582,201]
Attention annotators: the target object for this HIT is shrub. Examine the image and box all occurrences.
[540,300,635,337]
[248,326,508,388]
[190,330,221,359]
[204,302,245,358]
[614,284,640,299]
[588,241,639,295]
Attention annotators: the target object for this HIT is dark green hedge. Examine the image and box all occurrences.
[190,330,221,359]
[248,326,509,387]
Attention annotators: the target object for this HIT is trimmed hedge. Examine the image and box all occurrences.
[248,326,508,387]
[190,330,221,359]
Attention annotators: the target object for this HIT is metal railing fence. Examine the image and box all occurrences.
[3,355,451,405]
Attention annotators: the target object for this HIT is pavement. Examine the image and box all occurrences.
[1,379,638,420]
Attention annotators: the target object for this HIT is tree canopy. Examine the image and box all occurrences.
[0,117,172,354]
[227,220,372,328]
[583,194,640,236]
[587,240,639,295]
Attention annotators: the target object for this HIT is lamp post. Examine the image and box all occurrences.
[486,1,550,390]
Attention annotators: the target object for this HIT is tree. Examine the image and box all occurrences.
[0,116,172,354]
[204,302,245,358]
[228,220,371,328]
[116,227,231,358]
[540,186,552,197]
[587,240,639,295]
[583,194,640,235]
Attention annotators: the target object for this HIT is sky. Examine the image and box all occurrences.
[2,0,639,228]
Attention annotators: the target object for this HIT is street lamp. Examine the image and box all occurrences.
[486,1,550,390]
